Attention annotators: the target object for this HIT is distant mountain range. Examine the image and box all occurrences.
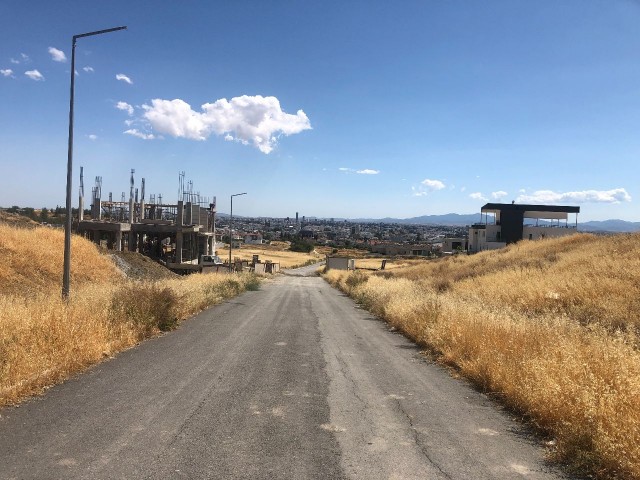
[352,214,640,232]
[226,211,640,233]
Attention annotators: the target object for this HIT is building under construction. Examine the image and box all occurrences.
[76,169,218,273]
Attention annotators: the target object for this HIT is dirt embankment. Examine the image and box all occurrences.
[109,251,178,281]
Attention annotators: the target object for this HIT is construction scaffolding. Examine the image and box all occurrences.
[76,170,218,273]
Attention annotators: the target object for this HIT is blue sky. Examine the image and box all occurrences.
[1,0,639,221]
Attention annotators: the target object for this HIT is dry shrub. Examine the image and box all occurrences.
[110,283,178,338]
[324,233,640,479]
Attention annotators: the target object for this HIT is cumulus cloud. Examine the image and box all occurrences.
[24,69,44,81]
[142,95,311,154]
[470,192,488,201]
[87,134,98,140]
[1,69,13,77]
[124,129,155,140]
[491,190,508,200]
[421,178,445,191]
[116,73,133,84]
[48,47,66,62]
[83,66,94,73]
[516,188,631,204]
[412,178,446,196]
[116,101,134,116]
[356,169,380,175]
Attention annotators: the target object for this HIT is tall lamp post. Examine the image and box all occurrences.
[62,26,127,300]
[229,192,247,272]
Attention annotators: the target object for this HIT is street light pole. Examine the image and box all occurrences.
[62,26,126,300]
[229,192,247,272]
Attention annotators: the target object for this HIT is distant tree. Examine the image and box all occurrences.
[289,238,314,253]
[22,207,36,220]
[40,208,49,222]
[8,205,20,214]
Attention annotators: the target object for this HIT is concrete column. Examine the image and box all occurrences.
[129,198,135,224]
[78,196,84,221]
[128,231,136,252]
[185,202,193,225]
[116,231,122,252]
[140,200,145,222]
[176,231,183,264]
[177,201,184,226]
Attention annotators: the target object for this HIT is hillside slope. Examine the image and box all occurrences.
[0,224,120,296]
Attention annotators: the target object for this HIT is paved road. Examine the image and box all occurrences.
[0,270,568,479]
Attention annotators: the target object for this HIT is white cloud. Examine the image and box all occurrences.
[116,101,134,116]
[124,129,155,140]
[124,119,134,126]
[142,95,311,154]
[470,192,488,201]
[421,178,445,190]
[11,53,29,64]
[460,186,467,192]
[1,69,13,77]
[48,47,66,62]
[116,73,133,84]
[356,169,380,175]
[83,66,94,73]
[491,190,508,200]
[519,188,526,194]
[516,188,631,204]
[411,178,446,197]
[24,69,44,81]
[339,167,352,172]
[88,134,98,141]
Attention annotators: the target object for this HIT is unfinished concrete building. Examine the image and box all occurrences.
[76,169,217,273]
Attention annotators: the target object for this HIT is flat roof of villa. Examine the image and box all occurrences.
[481,203,580,214]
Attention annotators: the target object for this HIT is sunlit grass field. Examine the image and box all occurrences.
[236,243,323,268]
[324,233,640,479]
[0,224,259,407]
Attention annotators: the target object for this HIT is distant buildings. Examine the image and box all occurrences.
[468,203,580,253]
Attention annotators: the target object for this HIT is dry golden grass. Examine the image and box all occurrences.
[0,224,119,297]
[0,225,260,407]
[324,233,640,479]
[354,257,422,270]
[238,243,323,268]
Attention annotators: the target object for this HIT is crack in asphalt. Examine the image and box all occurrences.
[391,396,454,480]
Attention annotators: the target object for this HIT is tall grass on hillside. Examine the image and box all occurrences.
[390,233,640,332]
[0,224,119,296]
[0,224,260,407]
[324,233,640,479]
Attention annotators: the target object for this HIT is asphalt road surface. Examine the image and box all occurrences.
[0,267,569,479]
